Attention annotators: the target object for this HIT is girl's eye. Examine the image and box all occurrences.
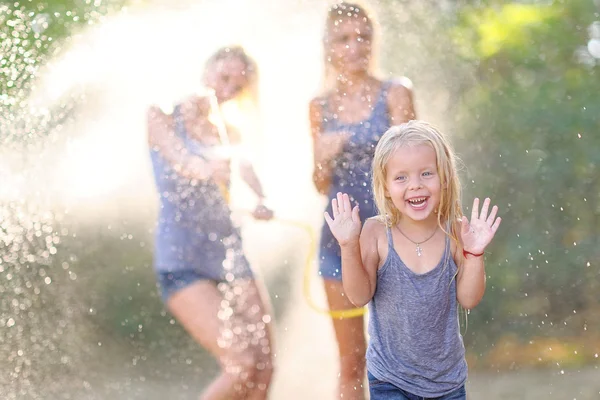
[396,176,406,181]
[422,171,432,177]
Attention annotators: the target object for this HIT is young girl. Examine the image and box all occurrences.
[147,46,275,399]
[310,3,416,397]
[324,120,501,399]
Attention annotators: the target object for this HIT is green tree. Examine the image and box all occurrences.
[452,0,600,344]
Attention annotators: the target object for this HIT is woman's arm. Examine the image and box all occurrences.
[147,106,212,181]
[309,98,349,165]
[239,159,266,202]
[309,98,349,195]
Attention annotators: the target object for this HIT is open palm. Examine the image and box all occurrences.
[324,192,362,246]
[461,197,502,254]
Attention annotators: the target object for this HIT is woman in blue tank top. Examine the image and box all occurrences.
[309,3,416,398]
[147,46,274,399]
[324,121,502,399]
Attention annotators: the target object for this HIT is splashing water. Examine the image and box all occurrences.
[1,0,328,398]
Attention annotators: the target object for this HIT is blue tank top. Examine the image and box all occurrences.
[366,225,468,397]
[149,106,235,244]
[321,81,392,208]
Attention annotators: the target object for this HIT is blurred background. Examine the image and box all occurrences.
[1,0,599,398]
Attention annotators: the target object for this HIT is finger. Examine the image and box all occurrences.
[331,198,340,217]
[343,194,352,215]
[324,212,334,227]
[479,198,491,220]
[337,192,345,213]
[352,205,360,223]
[471,198,479,222]
[486,205,498,226]
[491,217,502,233]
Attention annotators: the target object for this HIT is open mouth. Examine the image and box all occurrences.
[406,197,428,210]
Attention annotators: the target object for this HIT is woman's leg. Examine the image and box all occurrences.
[167,278,274,399]
[324,279,366,400]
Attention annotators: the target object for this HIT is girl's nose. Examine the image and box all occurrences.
[408,177,423,190]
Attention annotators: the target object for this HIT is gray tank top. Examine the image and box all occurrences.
[366,225,468,397]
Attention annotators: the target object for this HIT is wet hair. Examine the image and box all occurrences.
[372,120,463,242]
[324,2,374,42]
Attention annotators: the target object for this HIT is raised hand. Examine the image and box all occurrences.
[460,197,502,255]
[324,192,362,246]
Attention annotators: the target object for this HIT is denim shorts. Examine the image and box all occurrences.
[156,268,254,302]
[368,371,466,400]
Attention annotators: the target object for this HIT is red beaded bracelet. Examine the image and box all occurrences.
[463,249,484,258]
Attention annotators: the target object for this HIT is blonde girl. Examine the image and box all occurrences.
[325,120,501,399]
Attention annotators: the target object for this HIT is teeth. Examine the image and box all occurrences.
[408,197,426,204]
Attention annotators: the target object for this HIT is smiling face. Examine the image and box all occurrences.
[385,144,441,223]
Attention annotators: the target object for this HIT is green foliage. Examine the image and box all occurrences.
[451,0,600,344]
[0,0,127,145]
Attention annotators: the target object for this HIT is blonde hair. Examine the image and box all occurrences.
[320,1,381,93]
[372,120,463,242]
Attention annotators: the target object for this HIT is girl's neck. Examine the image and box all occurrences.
[396,214,441,236]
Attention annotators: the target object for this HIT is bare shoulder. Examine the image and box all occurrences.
[362,216,387,236]
[309,96,327,115]
[147,105,167,122]
[147,106,169,132]
[362,217,388,249]
[386,76,416,122]
[387,77,414,99]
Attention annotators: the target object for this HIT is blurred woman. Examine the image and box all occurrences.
[147,46,274,399]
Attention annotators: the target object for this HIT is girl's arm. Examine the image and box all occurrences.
[325,192,380,307]
[455,197,502,309]
[147,106,212,181]
[455,243,486,310]
[387,77,417,124]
